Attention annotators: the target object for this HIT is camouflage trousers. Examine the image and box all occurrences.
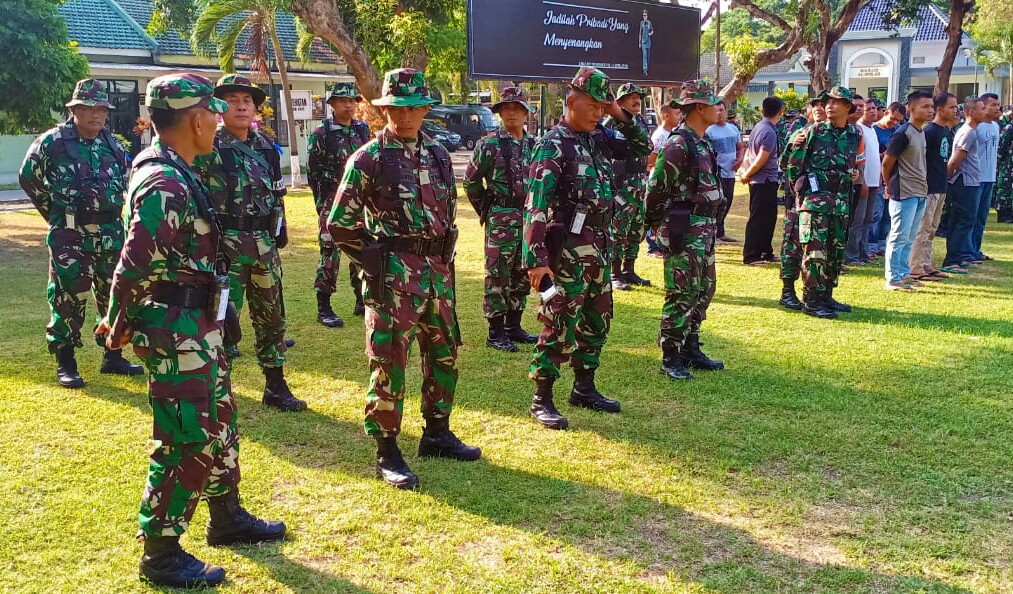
[799,211,847,294]
[484,219,530,318]
[223,234,286,368]
[779,198,802,282]
[611,176,647,262]
[314,185,362,300]
[529,247,613,380]
[45,225,123,352]
[660,215,717,349]
[137,343,240,537]
[364,290,458,436]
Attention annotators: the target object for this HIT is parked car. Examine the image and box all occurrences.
[427,104,498,150]
[422,119,462,152]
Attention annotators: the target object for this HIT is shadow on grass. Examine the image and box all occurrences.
[233,547,374,594]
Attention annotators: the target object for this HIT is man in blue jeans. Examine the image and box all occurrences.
[881,91,933,290]
[942,97,985,274]
[971,93,1002,262]
[868,102,907,257]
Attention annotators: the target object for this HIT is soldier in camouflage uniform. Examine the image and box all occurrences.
[995,121,1013,223]
[646,80,726,380]
[194,75,305,412]
[19,78,144,387]
[777,95,825,310]
[98,74,284,589]
[604,83,654,290]
[328,68,480,491]
[784,87,865,319]
[523,67,652,430]
[463,86,539,352]
[308,82,371,324]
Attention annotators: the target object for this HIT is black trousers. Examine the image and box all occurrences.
[742,181,779,263]
[717,177,736,238]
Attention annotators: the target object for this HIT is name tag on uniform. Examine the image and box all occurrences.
[419,169,431,186]
[65,210,76,228]
[216,288,230,321]
[570,204,587,234]
[808,174,820,193]
[275,212,284,236]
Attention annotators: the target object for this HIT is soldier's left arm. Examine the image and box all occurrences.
[606,110,653,158]
[19,134,53,220]
[523,136,563,271]
[327,146,374,265]
[462,138,492,215]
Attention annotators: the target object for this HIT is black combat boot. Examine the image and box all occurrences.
[998,208,1013,223]
[779,279,803,311]
[205,488,286,546]
[285,338,296,348]
[262,366,307,411]
[316,292,345,328]
[418,416,482,461]
[55,345,85,389]
[623,258,651,286]
[504,310,538,344]
[611,258,630,291]
[138,535,225,588]
[100,347,144,375]
[802,290,838,319]
[661,344,693,380]
[530,377,568,430]
[681,333,724,370]
[826,287,852,313]
[486,316,518,352]
[375,435,419,490]
[569,369,621,413]
[353,299,366,317]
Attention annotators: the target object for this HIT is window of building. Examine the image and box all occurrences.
[99,79,140,154]
[951,82,979,100]
[867,87,888,104]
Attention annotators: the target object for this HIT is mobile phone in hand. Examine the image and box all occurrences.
[539,275,558,301]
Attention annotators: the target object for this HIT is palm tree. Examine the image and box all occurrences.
[192,0,303,186]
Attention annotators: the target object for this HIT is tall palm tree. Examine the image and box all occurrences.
[192,0,303,186]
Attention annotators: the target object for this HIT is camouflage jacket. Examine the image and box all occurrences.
[327,127,457,298]
[462,128,537,227]
[996,123,1013,201]
[523,114,652,271]
[307,117,371,187]
[646,124,723,225]
[602,113,653,180]
[785,121,864,215]
[779,118,809,167]
[107,139,223,353]
[19,119,128,230]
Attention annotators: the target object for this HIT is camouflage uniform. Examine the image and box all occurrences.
[604,83,654,287]
[646,81,725,380]
[784,87,863,316]
[307,82,370,314]
[995,123,1013,222]
[524,67,651,428]
[778,116,811,283]
[463,86,537,350]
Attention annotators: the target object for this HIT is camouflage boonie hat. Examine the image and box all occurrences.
[672,79,722,106]
[66,79,114,109]
[492,86,535,113]
[786,108,800,117]
[568,67,614,104]
[371,68,439,107]
[809,90,829,105]
[214,74,267,107]
[146,74,229,113]
[328,81,362,101]
[825,86,855,104]
[615,83,647,101]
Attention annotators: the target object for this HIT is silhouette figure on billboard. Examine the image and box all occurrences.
[640,9,654,76]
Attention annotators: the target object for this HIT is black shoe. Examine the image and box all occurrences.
[661,346,694,380]
[779,281,804,311]
[530,378,569,429]
[623,259,651,286]
[206,489,286,546]
[316,293,345,328]
[375,435,419,490]
[802,292,838,319]
[262,366,307,411]
[225,344,240,360]
[284,338,295,348]
[100,347,144,375]
[504,310,538,344]
[611,260,630,290]
[681,333,724,370]
[569,369,621,413]
[826,288,852,313]
[486,316,518,352]
[139,536,225,588]
[418,416,481,461]
[353,300,365,317]
[55,346,85,389]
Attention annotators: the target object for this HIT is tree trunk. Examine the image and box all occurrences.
[937,0,974,94]
[806,44,833,93]
[270,25,302,187]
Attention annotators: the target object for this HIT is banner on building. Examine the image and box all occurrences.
[467,0,700,85]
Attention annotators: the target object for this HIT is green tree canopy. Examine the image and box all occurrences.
[967,0,1013,98]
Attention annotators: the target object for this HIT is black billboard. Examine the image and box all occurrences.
[467,0,700,85]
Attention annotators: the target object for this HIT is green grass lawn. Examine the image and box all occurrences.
[2,188,1012,593]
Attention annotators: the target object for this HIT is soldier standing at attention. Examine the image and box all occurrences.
[785,87,865,319]
[524,67,652,430]
[194,75,306,412]
[604,83,654,291]
[328,68,480,491]
[463,86,539,352]
[307,82,371,324]
[20,78,144,387]
[645,80,726,381]
[98,74,285,589]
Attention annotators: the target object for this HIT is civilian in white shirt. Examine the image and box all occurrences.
[845,96,880,264]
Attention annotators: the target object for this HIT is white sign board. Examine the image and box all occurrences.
[279,90,314,121]
[851,65,889,79]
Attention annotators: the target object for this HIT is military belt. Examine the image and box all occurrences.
[379,235,449,257]
[220,214,274,232]
[689,203,722,217]
[58,209,120,226]
[553,208,611,228]
[150,282,211,309]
